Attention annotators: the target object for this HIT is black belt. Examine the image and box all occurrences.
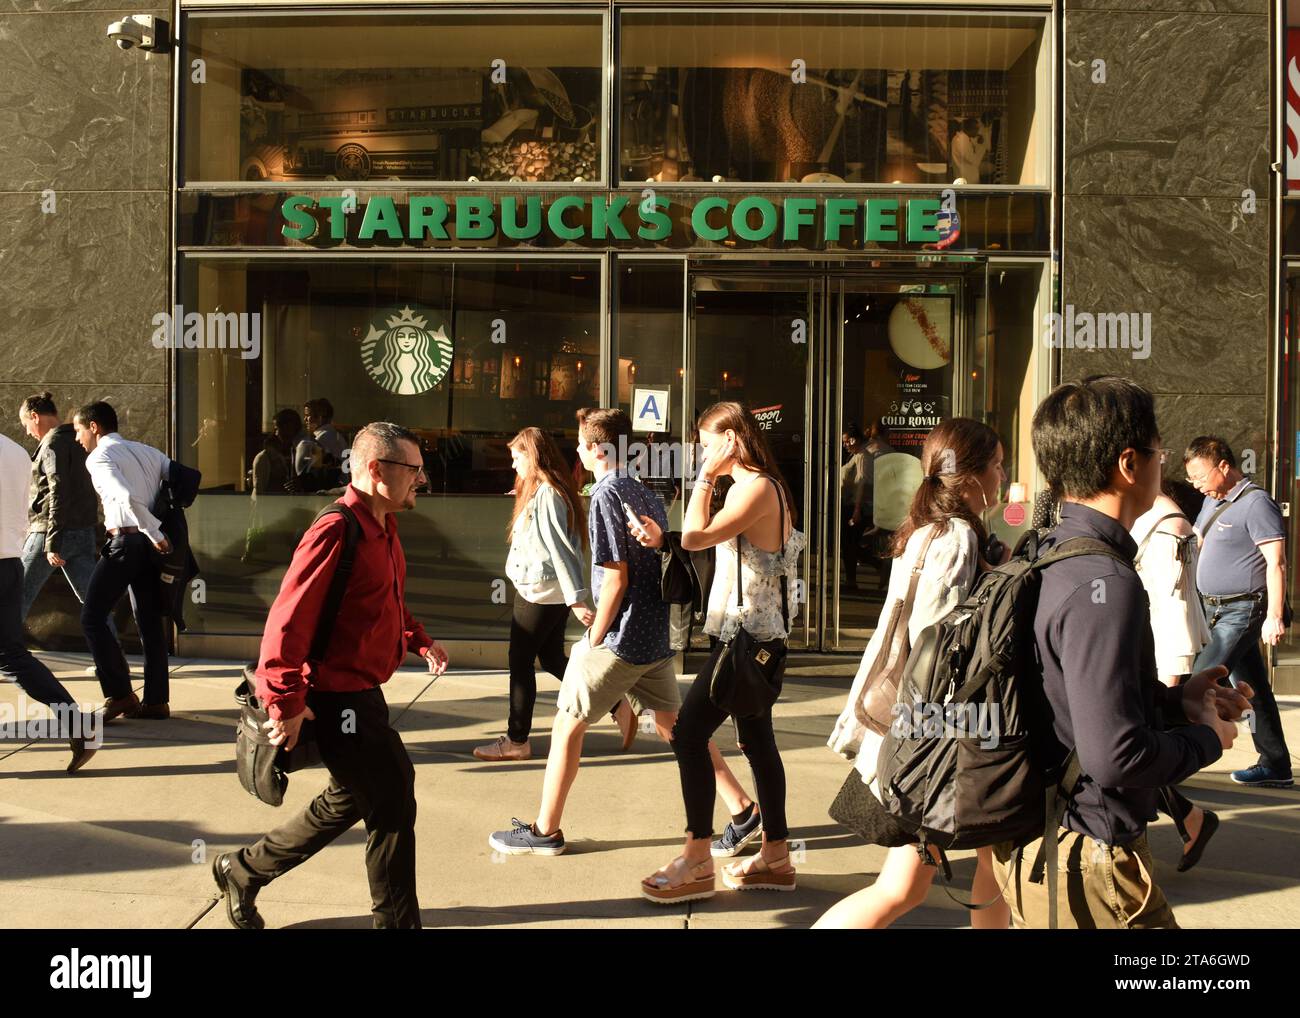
[1201,591,1264,606]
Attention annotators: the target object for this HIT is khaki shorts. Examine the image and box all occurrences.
[992,828,1178,929]
[555,636,680,724]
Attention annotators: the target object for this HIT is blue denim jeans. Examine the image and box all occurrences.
[0,558,77,711]
[1193,596,1292,774]
[20,528,112,628]
[81,533,168,705]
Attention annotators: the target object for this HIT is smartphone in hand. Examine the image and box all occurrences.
[622,500,646,538]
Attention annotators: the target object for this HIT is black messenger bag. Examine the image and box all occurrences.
[234,504,360,807]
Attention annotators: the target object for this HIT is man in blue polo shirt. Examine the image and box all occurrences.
[1186,436,1294,788]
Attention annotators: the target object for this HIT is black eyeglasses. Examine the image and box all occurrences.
[377,458,427,478]
[1138,447,1168,466]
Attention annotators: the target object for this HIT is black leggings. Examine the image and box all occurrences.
[1159,785,1197,837]
[671,656,789,842]
[507,595,571,743]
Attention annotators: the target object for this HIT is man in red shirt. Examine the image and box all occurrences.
[213,422,448,929]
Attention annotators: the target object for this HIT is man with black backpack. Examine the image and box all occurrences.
[994,377,1252,927]
[212,422,448,930]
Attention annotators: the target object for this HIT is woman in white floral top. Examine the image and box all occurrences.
[631,402,803,903]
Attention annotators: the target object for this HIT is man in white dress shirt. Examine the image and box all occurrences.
[0,431,98,771]
[72,402,173,720]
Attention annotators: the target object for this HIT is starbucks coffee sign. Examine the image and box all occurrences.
[360,305,454,395]
[281,193,947,247]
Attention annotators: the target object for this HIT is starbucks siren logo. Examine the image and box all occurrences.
[360,306,453,395]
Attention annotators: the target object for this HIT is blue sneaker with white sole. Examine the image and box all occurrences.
[1230,764,1294,788]
[711,808,763,858]
[489,818,567,856]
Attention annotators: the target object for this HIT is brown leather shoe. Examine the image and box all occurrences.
[612,697,637,751]
[67,738,98,774]
[102,693,141,722]
[135,702,170,720]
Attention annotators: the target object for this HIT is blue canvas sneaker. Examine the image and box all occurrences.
[1230,764,1294,788]
[489,818,567,856]
[711,807,763,858]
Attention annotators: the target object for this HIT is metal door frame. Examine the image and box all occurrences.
[688,264,974,651]
[826,275,966,650]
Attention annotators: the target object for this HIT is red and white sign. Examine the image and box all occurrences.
[751,404,783,431]
[1287,29,1300,190]
[1003,503,1026,527]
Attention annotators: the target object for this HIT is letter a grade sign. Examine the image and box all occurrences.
[633,388,670,433]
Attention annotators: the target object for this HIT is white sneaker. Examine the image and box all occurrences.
[473,735,532,762]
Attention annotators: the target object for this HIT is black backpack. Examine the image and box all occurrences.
[875,530,1129,926]
[234,503,362,806]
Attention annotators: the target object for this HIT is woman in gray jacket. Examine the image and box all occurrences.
[475,428,595,761]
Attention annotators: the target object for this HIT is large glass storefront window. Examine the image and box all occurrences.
[183,12,605,184]
[619,10,1048,186]
[176,257,601,637]
[171,8,1057,650]
[981,262,1050,498]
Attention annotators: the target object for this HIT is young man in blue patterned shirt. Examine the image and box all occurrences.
[490,407,680,856]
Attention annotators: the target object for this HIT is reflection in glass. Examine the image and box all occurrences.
[185,13,603,183]
[176,258,600,639]
[617,262,686,525]
[620,11,1046,186]
[692,280,810,530]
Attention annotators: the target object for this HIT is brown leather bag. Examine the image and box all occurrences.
[853,527,936,736]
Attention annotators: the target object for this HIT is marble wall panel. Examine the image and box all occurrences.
[1064,11,1269,198]
[1066,0,1266,13]
[1153,391,1268,476]
[0,191,169,388]
[0,8,170,192]
[1060,194,1268,395]
[0,382,167,449]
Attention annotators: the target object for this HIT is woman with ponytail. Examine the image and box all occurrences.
[818,417,1012,929]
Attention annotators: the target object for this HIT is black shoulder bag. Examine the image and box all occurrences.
[704,479,791,720]
[1199,484,1293,626]
[235,503,361,807]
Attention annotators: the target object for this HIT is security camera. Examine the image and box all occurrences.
[106,15,168,53]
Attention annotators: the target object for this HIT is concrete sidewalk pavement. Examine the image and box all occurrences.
[1,651,1297,929]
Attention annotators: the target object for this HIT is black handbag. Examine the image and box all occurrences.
[661,538,697,605]
[660,533,714,608]
[705,479,790,720]
[235,667,322,808]
[234,503,359,807]
[829,767,916,847]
